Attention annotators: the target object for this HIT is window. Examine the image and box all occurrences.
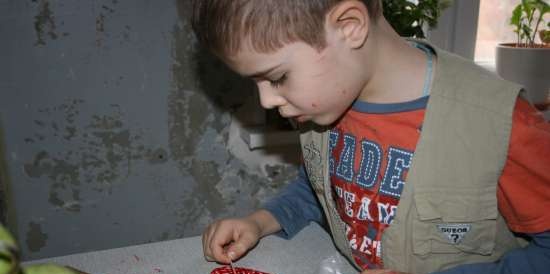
[427,0,480,60]
[474,0,522,62]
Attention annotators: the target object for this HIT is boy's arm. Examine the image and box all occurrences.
[431,232,550,274]
[261,165,325,239]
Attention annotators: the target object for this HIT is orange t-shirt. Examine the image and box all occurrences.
[329,96,550,269]
[498,98,550,233]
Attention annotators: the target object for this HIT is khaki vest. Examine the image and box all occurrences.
[299,44,523,274]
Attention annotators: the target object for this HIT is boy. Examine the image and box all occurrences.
[190,0,550,273]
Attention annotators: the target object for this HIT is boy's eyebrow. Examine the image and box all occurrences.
[244,64,282,79]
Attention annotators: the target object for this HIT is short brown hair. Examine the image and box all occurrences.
[190,0,382,57]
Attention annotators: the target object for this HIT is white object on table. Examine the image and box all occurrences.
[24,223,358,274]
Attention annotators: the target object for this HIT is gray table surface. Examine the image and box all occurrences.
[24,223,358,274]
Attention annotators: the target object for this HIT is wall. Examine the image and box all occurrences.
[0,0,300,260]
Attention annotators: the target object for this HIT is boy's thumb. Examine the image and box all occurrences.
[227,242,245,260]
[228,234,257,260]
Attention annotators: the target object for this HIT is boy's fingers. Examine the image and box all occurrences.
[211,241,227,262]
[204,254,214,261]
[227,233,257,260]
[226,250,236,260]
[210,226,236,262]
[226,242,244,260]
[202,224,216,261]
[202,227,210,252]
[204,223,227,262]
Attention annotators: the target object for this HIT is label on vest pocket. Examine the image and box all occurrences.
[437,224,471,244]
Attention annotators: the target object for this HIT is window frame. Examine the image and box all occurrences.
[427,0,481,61]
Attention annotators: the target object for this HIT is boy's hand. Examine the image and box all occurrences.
[202,210,281,264]
[202,216,261,264]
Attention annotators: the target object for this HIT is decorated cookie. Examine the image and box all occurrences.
[211,265,271,274]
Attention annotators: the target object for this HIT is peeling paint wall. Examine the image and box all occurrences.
[0,0,300,260]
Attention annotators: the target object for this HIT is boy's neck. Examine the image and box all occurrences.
[357,18,436,104]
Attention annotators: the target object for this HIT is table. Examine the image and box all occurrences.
[24,223,358,274]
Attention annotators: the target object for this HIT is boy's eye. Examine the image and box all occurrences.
[269,73,287,88]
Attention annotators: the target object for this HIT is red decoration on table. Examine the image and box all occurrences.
[211,265,271,274]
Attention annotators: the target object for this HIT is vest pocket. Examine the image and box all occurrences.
[412,190,498,256]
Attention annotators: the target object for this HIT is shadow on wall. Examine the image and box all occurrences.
[174,0,301,158]
[174,0,255,116]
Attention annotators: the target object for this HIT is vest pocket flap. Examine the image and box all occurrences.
[412,219,496,256]
[415,188,498,222]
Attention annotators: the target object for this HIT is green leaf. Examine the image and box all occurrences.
[541,30,550,44]
[511,4,523,26]
[540,3,550,16]
[383,0,451,38]
[522,24,533,34]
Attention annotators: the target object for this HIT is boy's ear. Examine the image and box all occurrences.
[327,0,370,49]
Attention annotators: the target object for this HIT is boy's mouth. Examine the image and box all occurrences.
[279,109,308,123]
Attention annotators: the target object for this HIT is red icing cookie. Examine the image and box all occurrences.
[211,265,271,274]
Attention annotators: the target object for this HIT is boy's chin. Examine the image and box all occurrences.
[309,115,338,126]
[290,113,339,126]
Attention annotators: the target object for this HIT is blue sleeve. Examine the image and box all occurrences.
[432,232,550,274]
[261,165,325,239]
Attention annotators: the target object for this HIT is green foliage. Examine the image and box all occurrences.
[24,264,81,274]
[0,225,81,274]
[541,29,550,43]
[383,0,453,38]
[509,0,550,46]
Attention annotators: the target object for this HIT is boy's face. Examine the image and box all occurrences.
[225,35,368,126]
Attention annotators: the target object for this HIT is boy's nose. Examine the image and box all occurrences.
[258,86,286,109]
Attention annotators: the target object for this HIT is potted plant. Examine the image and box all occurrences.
[383,0,453,38]
[496,0,550,108]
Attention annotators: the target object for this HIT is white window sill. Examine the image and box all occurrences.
[475,60,496,73]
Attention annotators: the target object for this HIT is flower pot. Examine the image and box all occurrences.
[495,43,550,104]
